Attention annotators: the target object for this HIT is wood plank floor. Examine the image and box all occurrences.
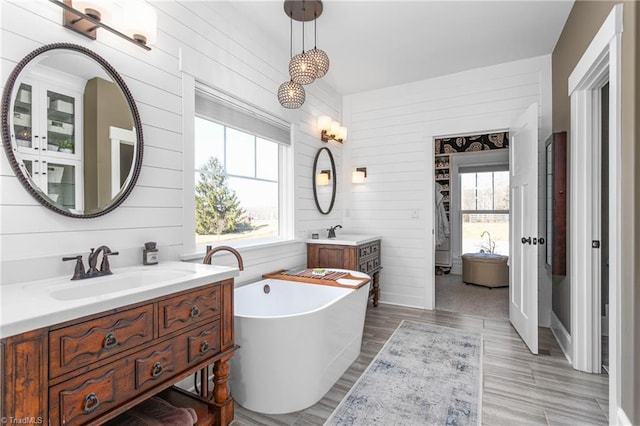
[233,303,609,425]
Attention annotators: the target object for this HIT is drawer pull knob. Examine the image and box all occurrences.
[200,340,210,354]
[83,392,100,413]
[190,305,201,318]
[151,362,164,378]
[103,333,118,350]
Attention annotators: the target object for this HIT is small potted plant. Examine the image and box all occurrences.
[58,139,73,154]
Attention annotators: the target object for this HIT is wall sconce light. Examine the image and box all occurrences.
[316,169,331,186]
[317,115,347,143]
[352,167,367,184]
[49,0,156,51]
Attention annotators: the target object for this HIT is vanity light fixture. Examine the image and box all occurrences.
[352,167,367,184]
[317,115,347,143]
[316,169,331,186]
[49,0,156,51]
[123,1,158,46]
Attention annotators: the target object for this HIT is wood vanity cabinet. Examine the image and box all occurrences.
[307,239,382,306]
[0,279,236,426]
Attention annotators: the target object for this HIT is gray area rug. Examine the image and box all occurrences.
[325,320,482,426]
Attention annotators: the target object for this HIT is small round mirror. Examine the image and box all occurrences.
[1,43,143,218]
[312,147,336,214]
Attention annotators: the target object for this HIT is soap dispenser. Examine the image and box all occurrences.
[143,242,159,265]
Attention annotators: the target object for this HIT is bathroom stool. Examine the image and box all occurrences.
[461,253,509,288]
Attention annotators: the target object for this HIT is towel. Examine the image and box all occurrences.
[435,182,450,246]
[106,396,198,426]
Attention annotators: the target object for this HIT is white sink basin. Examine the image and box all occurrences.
[48,268,189,301]
[22,263,219,302]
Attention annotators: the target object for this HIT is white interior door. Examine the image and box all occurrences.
[509,103,539,354]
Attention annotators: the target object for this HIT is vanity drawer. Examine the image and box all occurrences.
[134,341,176,390]
[358,241,380,260]
[49,304,154,378]
[159,285,220,336]
[186,320,220,364]
[49,362,129,426]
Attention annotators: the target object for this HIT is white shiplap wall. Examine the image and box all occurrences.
[0,1,342,285]
[342,55,552,316]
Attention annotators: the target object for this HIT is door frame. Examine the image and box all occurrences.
[567,3,622,423]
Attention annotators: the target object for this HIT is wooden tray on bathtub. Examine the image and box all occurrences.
[262,268,370,289]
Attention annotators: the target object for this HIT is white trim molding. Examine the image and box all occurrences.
[550,310,572,365]
[567,4,623,424]
[617,407,632,426]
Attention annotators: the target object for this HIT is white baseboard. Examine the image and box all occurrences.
[617,407,632,426]
[550,311,572,364]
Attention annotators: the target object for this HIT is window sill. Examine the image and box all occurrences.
[180,238,304,262]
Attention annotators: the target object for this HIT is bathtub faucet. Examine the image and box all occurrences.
[203,245,244,271]
[327,224,342,239]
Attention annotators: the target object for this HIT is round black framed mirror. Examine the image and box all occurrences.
[1,43,143,218]
[312,147,336,214]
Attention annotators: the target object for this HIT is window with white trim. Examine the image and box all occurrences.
[194,90,291,248]
[460,169,509,255]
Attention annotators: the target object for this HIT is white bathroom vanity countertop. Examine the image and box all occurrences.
[0,261,239,339]
[305,234,381,246]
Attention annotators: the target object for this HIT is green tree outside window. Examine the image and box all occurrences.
[195,157,245,235]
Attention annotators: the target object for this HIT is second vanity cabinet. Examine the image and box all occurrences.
[1,280,236,426]
[307,238,382,306]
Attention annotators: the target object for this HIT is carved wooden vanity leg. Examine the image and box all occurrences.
[212,353,234,425]
[372,271,380,307]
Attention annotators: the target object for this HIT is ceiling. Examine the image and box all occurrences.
[228,0,575,95]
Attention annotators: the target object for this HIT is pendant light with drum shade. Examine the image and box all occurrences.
[278,0,328,109]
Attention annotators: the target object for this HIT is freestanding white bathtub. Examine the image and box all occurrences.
[230,271,371,414]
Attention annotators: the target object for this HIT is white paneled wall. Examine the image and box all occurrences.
[343,56,552,312]
[0,1,342,285]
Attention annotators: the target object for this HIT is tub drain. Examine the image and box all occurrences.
[263,284,270,294]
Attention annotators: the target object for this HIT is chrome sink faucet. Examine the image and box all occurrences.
[327,224,342,239]
[62,245,119,280]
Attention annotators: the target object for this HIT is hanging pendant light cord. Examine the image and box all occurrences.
[314,11,318,49]
[301,0,306,53]
[289,11,293,59]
